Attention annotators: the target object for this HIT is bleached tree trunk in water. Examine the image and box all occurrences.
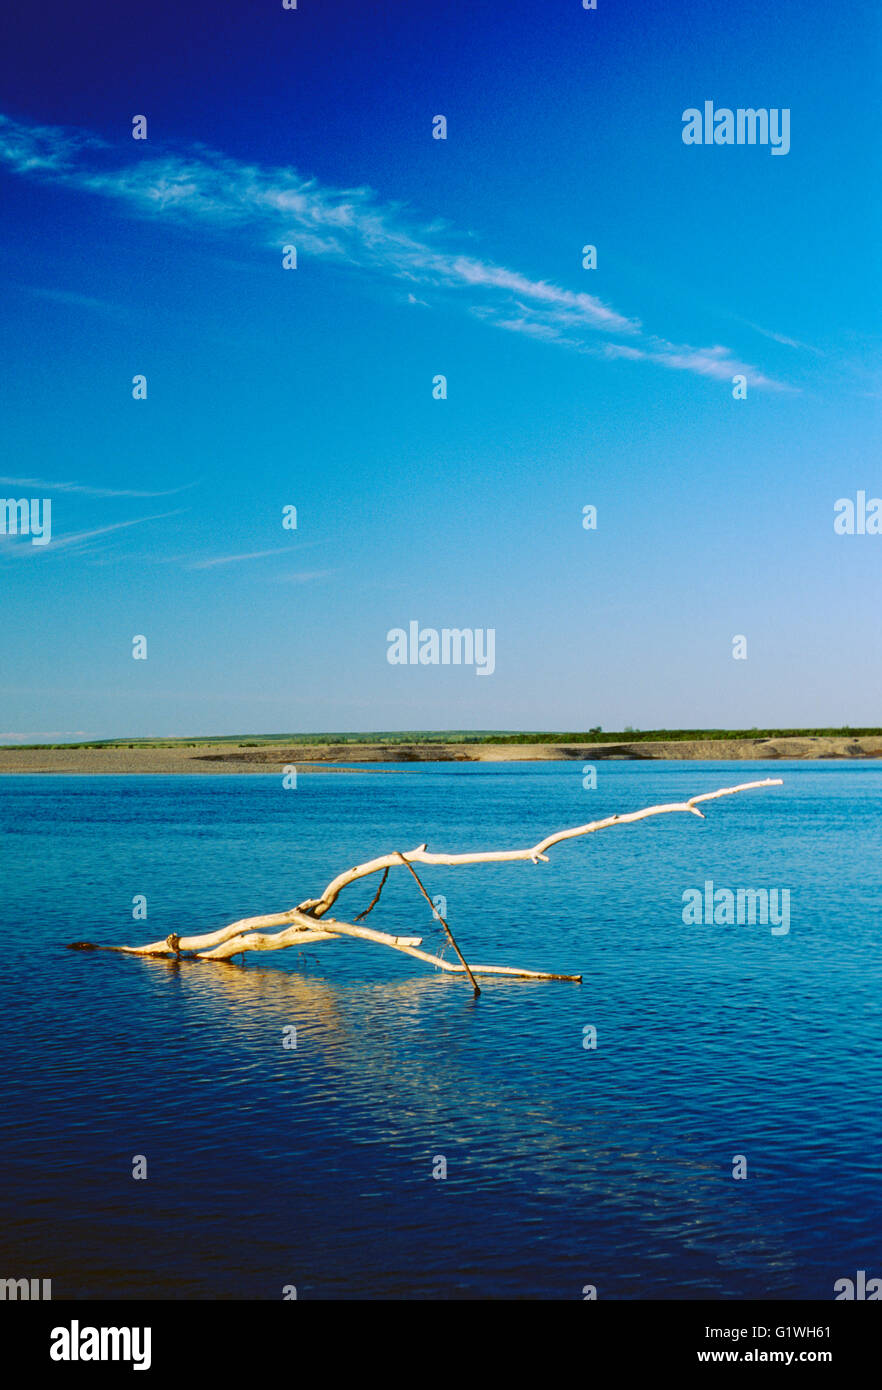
[69,779,783,994]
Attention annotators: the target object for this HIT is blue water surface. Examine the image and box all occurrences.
[1,761,880,1299]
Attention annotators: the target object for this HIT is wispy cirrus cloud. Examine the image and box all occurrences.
[741,320,822,354]
[0,114,104,172]
[0,510,183,559]
[160,538,326,571]
[638,338,785,388]
[0,111,791,389]
[187,546,298,570]
[0,476,196,498]
[482,309,786,388]
[16,285,120,315]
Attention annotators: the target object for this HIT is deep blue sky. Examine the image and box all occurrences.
[0,0,879,738]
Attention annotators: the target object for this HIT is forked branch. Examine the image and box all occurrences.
[70,778,783,989]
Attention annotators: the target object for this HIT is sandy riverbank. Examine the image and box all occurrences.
[1,734,881,774]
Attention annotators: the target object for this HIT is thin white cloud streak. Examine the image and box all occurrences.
[742,320,821,353]
[489,313,788,389]
[0,510,183,559]
[167,539,326,570]
[16,285,119,314]
[639,338,785,389]
[0,475,196,498]
[187,546,298,569]
[0,113,789,389]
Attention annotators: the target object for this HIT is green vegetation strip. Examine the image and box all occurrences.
[5,728,882,751]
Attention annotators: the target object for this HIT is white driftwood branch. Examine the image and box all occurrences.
[72,778,782,987]
[115,909,308,955]
[303,778,784,919]
[303,914,581,981]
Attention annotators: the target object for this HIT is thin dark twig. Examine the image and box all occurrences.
[354,867,389,922]
[394,852,480,996]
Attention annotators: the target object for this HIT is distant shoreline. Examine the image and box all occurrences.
[1,734,881,774]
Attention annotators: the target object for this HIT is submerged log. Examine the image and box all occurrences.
[68,778,783,992]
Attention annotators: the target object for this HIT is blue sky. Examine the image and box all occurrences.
[0,0,879,738]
